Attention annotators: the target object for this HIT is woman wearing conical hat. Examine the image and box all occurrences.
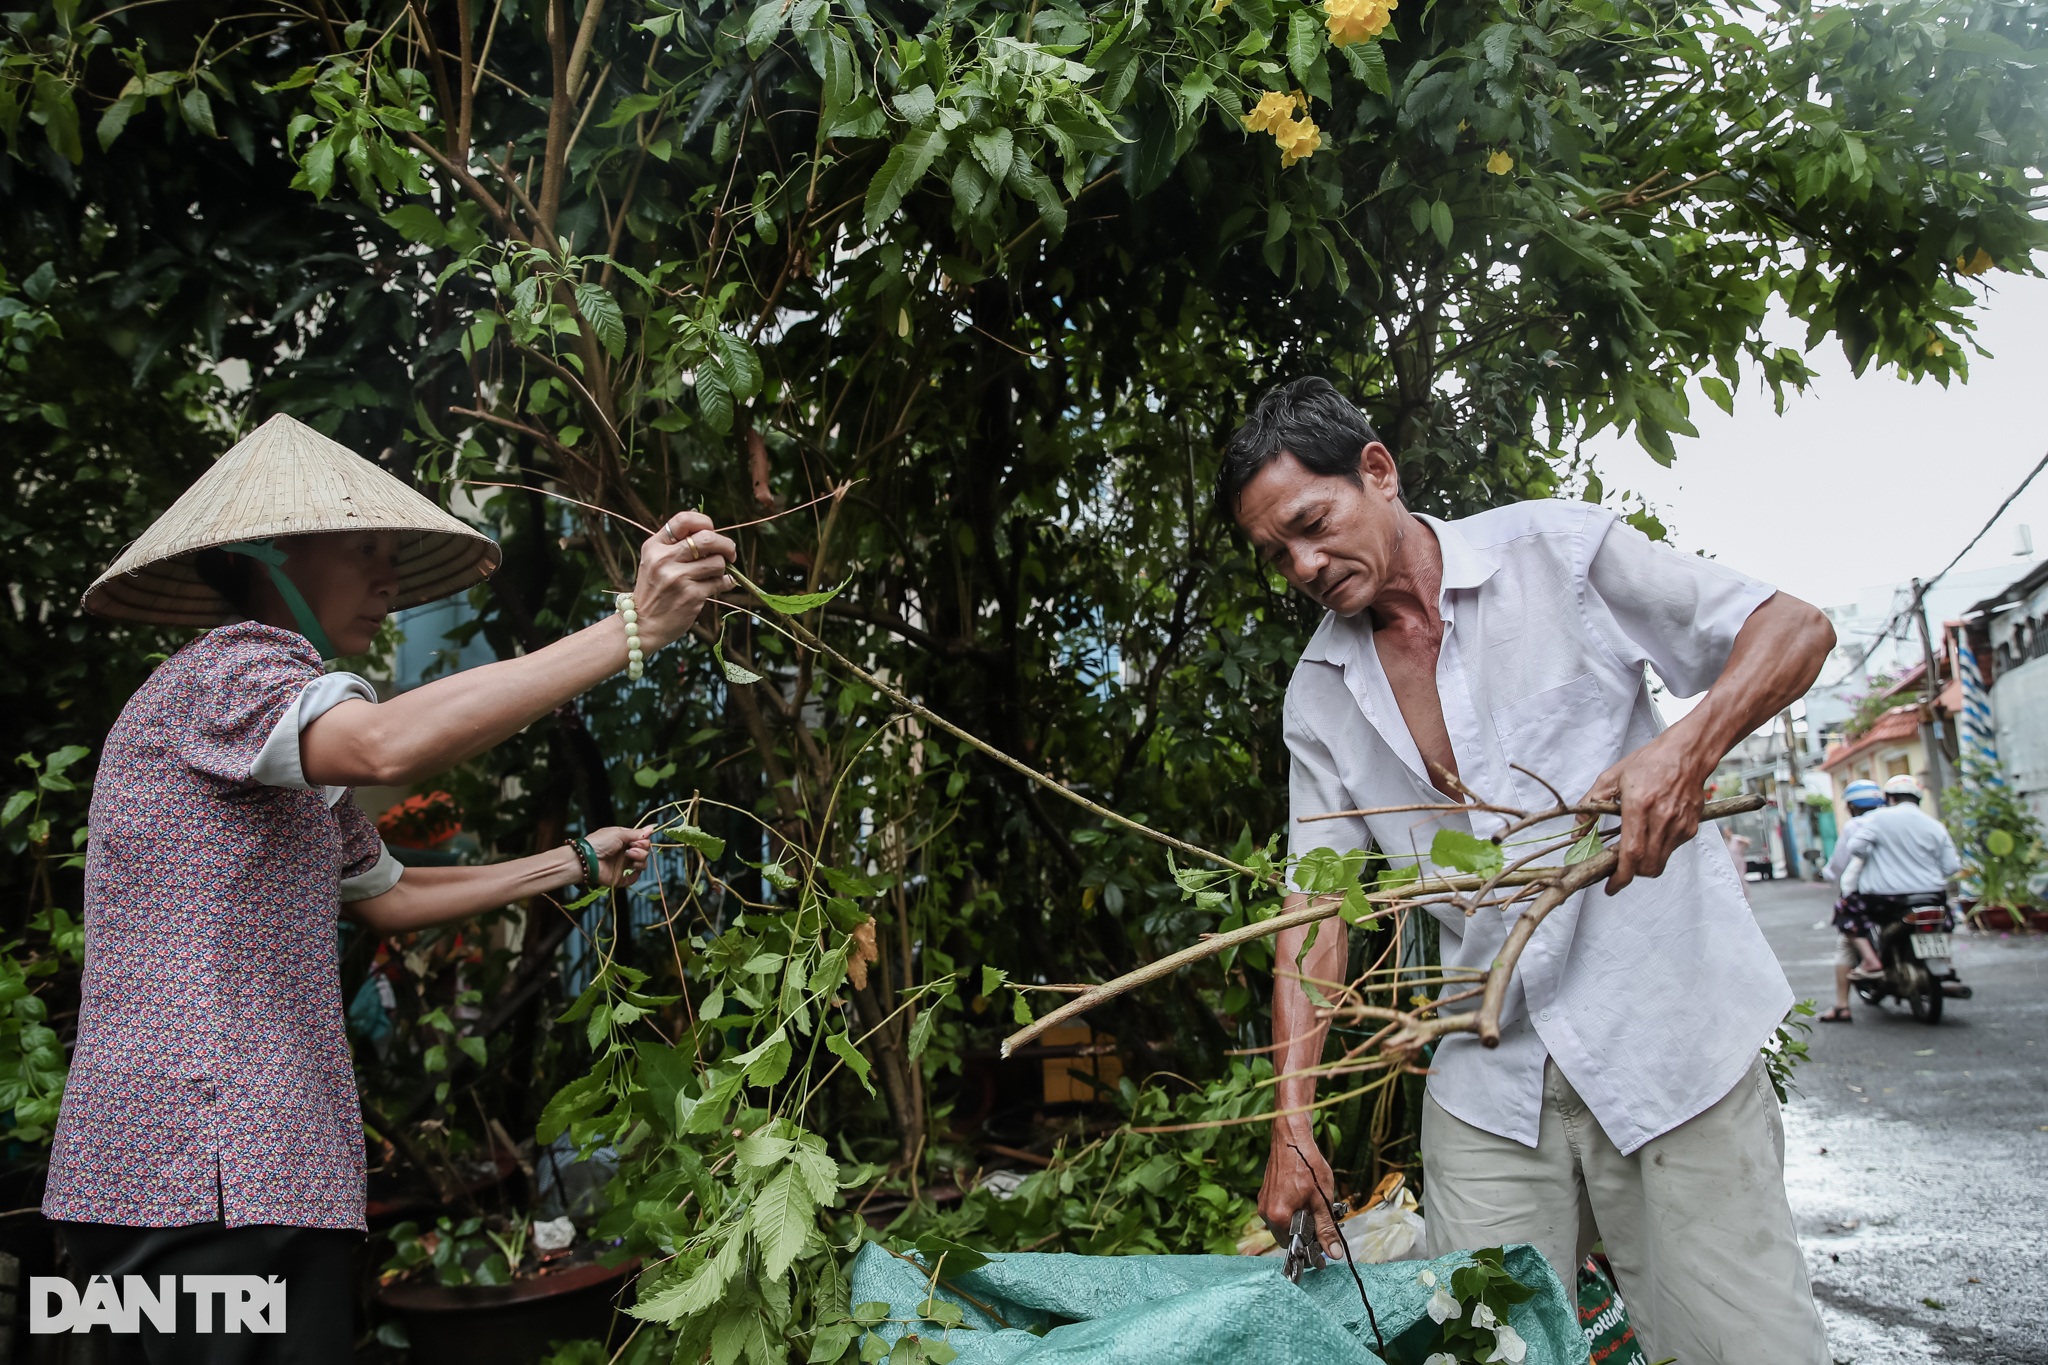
[45,414,733,1359]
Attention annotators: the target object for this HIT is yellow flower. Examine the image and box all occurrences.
[1956,248,1995,276]
[1211,0,1230,14]
[1927,337,1946,356]
[1325,0,1397,47]
[1242,90,1297,134]
[1486,149,1514,175]
[1274,113,1322,167]
[1245,90,1320,167]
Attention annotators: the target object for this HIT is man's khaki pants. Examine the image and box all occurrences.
[1422,1058,1829,1365]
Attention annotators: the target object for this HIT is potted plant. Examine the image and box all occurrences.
[1943,770,2048,931]
[374,1211,638,1364]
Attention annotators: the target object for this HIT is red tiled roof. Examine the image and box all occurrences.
[1820,706,1922,773]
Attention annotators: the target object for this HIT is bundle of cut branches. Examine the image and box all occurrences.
[1000,790,1765,1070]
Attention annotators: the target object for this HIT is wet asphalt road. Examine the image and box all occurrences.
[1746,877,2048,1365]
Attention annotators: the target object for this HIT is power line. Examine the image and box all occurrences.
[1823,445,2048,689]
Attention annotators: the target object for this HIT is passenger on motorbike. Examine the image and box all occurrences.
[1819,778,1888,1022]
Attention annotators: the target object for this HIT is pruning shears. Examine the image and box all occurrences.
[1282,1206,1331,1284]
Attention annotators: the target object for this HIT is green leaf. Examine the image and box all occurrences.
[97,93,141,151]
[1376,863,1421,892]
[825,1029,875,1094]
[810,1323,859,1363]
[629,1234,743,1321]
[790,1133,841,1202]
[736,1026,793,1086]
[32,71,82,164]
[179,86,218,139]
[0,792,33,828]
[863,126,949,233]
[1624,508,1667,541]
[1699,375,1734,416]
[715,638,764,685]
[21,262,56,303]
[970,127,1014,184]
[1565,828,1605,863]
[891,86,938,123]
[911,1234,989,1275]
[1430,828,1504,878]
[667,822,728,859]
[906,1007,936,1062]
[1286,11,1321,86]
[299,137,337,199]
[737,1128,796,1167]
[1012,991,1033,1026]
[697,362,734,434]
[754,575,851,615]
[1429,198,1454,249]
[1343,41,1393,98]
[573,282,626,358]
[455,1035,488,1067]
[746,0,788,56]
[751,1164,819,1278]
[535,1072,608,1144]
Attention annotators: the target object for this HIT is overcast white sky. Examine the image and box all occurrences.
[1577,270,2048,613]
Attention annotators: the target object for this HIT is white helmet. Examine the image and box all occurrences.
[1882,774,1923,800]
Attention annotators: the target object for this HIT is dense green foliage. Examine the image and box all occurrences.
[1,0,2043,1355]
[1945,759,2047,912]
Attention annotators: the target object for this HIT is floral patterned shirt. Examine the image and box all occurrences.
[44,623,397,1229]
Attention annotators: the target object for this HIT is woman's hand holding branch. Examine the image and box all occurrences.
[633,511,737,650]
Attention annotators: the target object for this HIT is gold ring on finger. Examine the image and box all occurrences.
[683,534,700,561]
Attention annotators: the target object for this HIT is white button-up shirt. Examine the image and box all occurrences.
[1284,499,1791,1154]
[1837,803,1960,894]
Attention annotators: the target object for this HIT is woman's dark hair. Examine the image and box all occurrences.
[191,547,256,614]
[1214,376,1382,523]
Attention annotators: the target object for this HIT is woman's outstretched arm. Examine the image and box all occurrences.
[347,826,651,936]
[302,513,734,789]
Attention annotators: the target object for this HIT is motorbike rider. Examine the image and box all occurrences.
[1829,773,1961,1013]
[1818,779,1887,1022]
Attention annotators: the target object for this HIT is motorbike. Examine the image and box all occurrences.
[1851,891,1973,1023]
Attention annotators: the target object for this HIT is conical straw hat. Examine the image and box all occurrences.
[84,413,501,624]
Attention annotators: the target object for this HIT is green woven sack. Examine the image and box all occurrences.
[845,1243,1591,1364]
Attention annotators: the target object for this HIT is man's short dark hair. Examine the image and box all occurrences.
[1214,377,1382,523]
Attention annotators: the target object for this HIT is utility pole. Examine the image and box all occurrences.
[1780,707,1811,879]
[1911,577,1950,812]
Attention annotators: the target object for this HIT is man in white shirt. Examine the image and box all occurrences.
[1837,775,1961,895]
[1222,379,1836,1364]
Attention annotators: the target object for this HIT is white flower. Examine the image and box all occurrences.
[1423,1355,1457,1365]
[1417,1268,1437,1287]
[1426,1284,1460,1324]
[1469,1301,1498,1329]
[1484,1324,1528,1364]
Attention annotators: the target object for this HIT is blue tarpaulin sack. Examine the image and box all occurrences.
[847,1243,1591,1365]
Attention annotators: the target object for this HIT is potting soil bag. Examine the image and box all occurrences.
[1576,1257,1649,1365]
[846,1243,1589,1365]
